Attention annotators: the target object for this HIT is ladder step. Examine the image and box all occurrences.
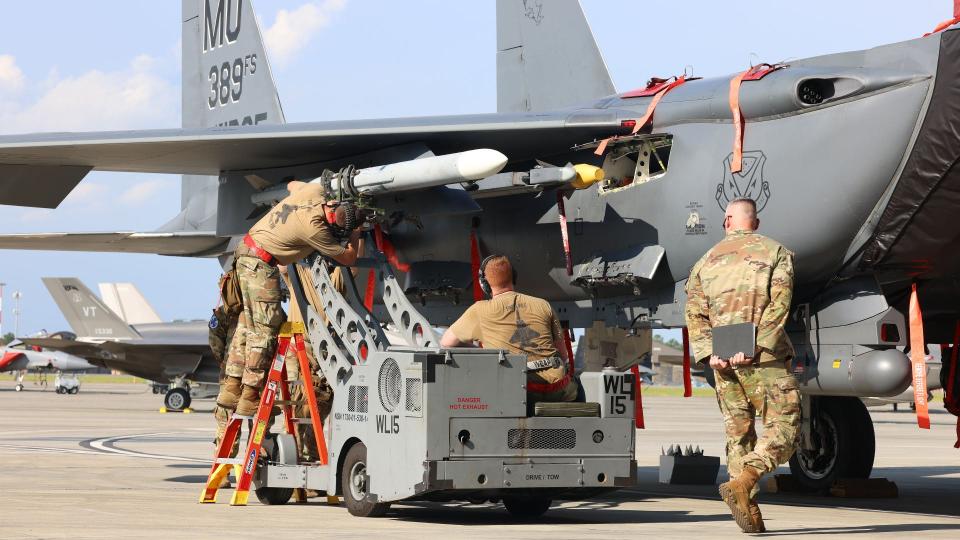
[274,399,304,406]
[231,414,254,421]
[214,458,243,465]
[292,418,315,424]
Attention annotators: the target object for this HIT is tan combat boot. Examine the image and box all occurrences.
[748,498,765,533]
[216,376,242,409]
[235,385,262,417]
[718,467,762,533]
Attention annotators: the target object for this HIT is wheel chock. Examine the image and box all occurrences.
[829,478,898,498]
[159,407,192,414]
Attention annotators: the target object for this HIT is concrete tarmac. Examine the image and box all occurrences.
[0,381,957,539]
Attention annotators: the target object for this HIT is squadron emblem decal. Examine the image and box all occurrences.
[716,151,770,212]
[684,202,707,236]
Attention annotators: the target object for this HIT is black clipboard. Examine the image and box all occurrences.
[712,322,756,359]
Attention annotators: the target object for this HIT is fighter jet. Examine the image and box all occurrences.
[23,278,218,411]
[0,335,94,392]
[0,0,956,487]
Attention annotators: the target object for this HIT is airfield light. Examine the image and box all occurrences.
[12,291,21,338]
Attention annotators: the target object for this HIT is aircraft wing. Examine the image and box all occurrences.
[0,231,227,256]
[0,111,631,208]
[19,338,107,361]
[97,342,214,383]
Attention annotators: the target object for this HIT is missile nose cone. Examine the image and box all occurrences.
[455,149,509,181]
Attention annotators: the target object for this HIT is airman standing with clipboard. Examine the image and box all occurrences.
[685,197,801,534]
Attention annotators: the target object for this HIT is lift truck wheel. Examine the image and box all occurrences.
[254,434,295,506]
[341,442,391,517]
[503,496,552,518]
[164,388,191,411]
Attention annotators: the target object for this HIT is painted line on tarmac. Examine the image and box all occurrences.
[78,432,210,464]
[0,443,104,456]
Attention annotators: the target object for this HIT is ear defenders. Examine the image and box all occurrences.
[477,254,518,298]
[324,201,358,238]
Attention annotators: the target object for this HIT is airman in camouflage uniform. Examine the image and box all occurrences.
[218,180,360,417]
[685,198,800,534]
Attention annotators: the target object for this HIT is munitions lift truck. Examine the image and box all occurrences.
[242,244,638,517]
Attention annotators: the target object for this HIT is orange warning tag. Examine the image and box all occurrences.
[908,284,931,429]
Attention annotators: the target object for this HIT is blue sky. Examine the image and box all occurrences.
[0,0,950,336]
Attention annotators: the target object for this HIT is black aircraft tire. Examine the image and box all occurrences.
[789,396,855,490]
[341,443,391,517]
[503,496,552,519]
[164,388,191,411]
[841,397,875,479]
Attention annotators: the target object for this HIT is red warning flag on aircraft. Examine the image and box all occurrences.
[908,283,931,429]
[729,64,786,173]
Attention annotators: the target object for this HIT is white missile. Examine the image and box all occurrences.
[250,149,508,206]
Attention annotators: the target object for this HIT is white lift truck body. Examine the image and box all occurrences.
[254,253,637,516]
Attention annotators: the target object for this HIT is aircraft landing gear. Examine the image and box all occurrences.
[164,387,191,411]
[789,396,875,490]
[14,383,23,392]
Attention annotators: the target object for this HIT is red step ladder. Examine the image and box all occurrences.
[199,321,334,506]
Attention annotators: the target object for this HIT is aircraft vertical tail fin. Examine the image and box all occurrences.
[42,278,141,341]
[496,0,615,112]
[165,0,287,236]
[98,283,163,325]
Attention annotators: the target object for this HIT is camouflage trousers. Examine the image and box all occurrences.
[214,333,332,461]
[225,255,284,389]
[714,360,801,497]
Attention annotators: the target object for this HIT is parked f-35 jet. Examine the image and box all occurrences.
[0,0,957,487]
[23,278,218,411]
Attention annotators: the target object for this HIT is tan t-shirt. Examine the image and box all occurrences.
[449,291,567,384]
[248,182,346,265]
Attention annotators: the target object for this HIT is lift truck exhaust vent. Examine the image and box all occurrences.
[348,385,368,413]
[507,428,576,449]
[405,378,422,412]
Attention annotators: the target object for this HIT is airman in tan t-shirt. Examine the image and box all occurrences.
[441,255,577,404]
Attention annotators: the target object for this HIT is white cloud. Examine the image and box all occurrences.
[62,182,108,207]
[0,54,177,134]
[264,0,346,67]
[119,179,168,206]
[0,55,24,95]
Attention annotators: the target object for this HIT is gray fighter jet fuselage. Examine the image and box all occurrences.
[0,0,955,487]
